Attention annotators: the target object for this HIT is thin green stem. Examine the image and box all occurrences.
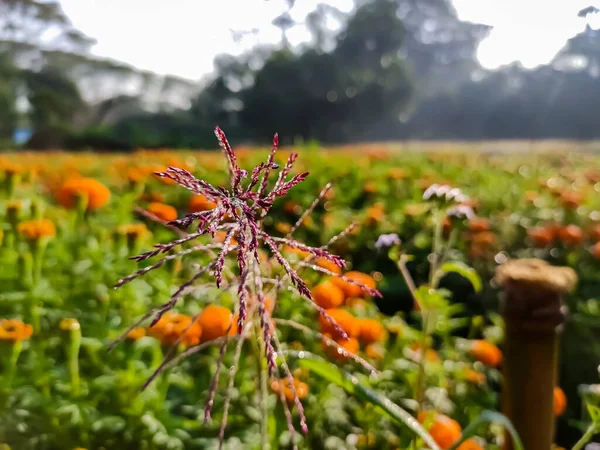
[428,209,444,287]
[260,344,269,450]
[32,239,47,289]
[571,423,598,450]
[249,253,270,450]
[415,311,429,410]
[4,339,23,390]
[396,255,421,310]
[67,325,82,397]
[430,228,458,290]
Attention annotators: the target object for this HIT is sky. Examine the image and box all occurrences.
[58,0,600,81]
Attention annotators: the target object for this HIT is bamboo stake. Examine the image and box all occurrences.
[494,258,577,450]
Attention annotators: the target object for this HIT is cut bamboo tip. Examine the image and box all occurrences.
[494,258,578,294]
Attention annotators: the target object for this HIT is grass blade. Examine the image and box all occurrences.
[297,357,442,450]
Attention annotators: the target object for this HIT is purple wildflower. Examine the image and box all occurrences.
[375,233,401,250]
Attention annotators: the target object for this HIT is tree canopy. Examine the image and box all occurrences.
[1,0,600,149]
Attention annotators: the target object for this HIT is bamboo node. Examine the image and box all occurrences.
[494,258,577,294]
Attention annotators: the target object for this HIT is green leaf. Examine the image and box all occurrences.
[587,404,600,425]
[298,357,442,450]
[440,261,482,293]
[415,285,447,310]
[92,415,126,433]
[448,410,523,450]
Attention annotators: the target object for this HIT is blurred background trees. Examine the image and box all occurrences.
[2,0,600,149]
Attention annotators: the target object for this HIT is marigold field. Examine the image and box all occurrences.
[1,140,600,450]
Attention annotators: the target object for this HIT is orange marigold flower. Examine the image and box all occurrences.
[283,201,301,215]
[323,334,360,360]
[463,369,486,385]
[418,411,462,450]
[365,343,385,360]
[366,203,385,225]
[270,378,309,403]
[215,230,238,246]
[265,296,275,314]
[319,309,360,338]
[592,241,600,260]
[316,257,342,275]
[198,305,233,343]
[149,312,202,347]
[140,192,165,203]
[410,343,440,362]
[127,168,147,184]
[363,181,378,194]
[524,191,538,203]
[331,271,376,298]
[322,212,336,229]
[17,219,56,240]
[560,190,584,209]
[471,231,497,247]
[147,202,177,222]
[151,164,176,185]
[457,439,485,450]
[0,319,33,342]
[558,224,583,246]
[469,340,502,368]
[126,327,146,341]
[189,194,217,213]
[56,177,110,211]
[228,313,275,336]
[442,216,452,237]
[387,168,407,180]
[346,297,368,309]
[528,226,554,248]
[358,319,385,344]
[275,222,292,234]
[554,386,567,416]
[228,314,241,336]
[3,163,22,175]
[312,281,345,309]
[589,223,600,242]
[468,218,490,233]
[283,244,310,259]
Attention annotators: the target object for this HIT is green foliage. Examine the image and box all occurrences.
[24,67,83,129]
[298,357,443,450]
[448,411,524,450]
[0,146,548,449]
[439,262,483,294]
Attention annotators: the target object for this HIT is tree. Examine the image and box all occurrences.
[0,52,19,139]
[389,0,491,94]
[204,0,413,144]
[0,0,95,54]
[272,12,295,48]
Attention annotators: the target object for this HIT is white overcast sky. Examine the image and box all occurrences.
[58,0,600,80]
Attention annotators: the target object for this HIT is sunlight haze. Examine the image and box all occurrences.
[59,0,600,79]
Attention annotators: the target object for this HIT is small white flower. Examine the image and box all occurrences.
[447,204,475,220]
[422,184,440,200]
